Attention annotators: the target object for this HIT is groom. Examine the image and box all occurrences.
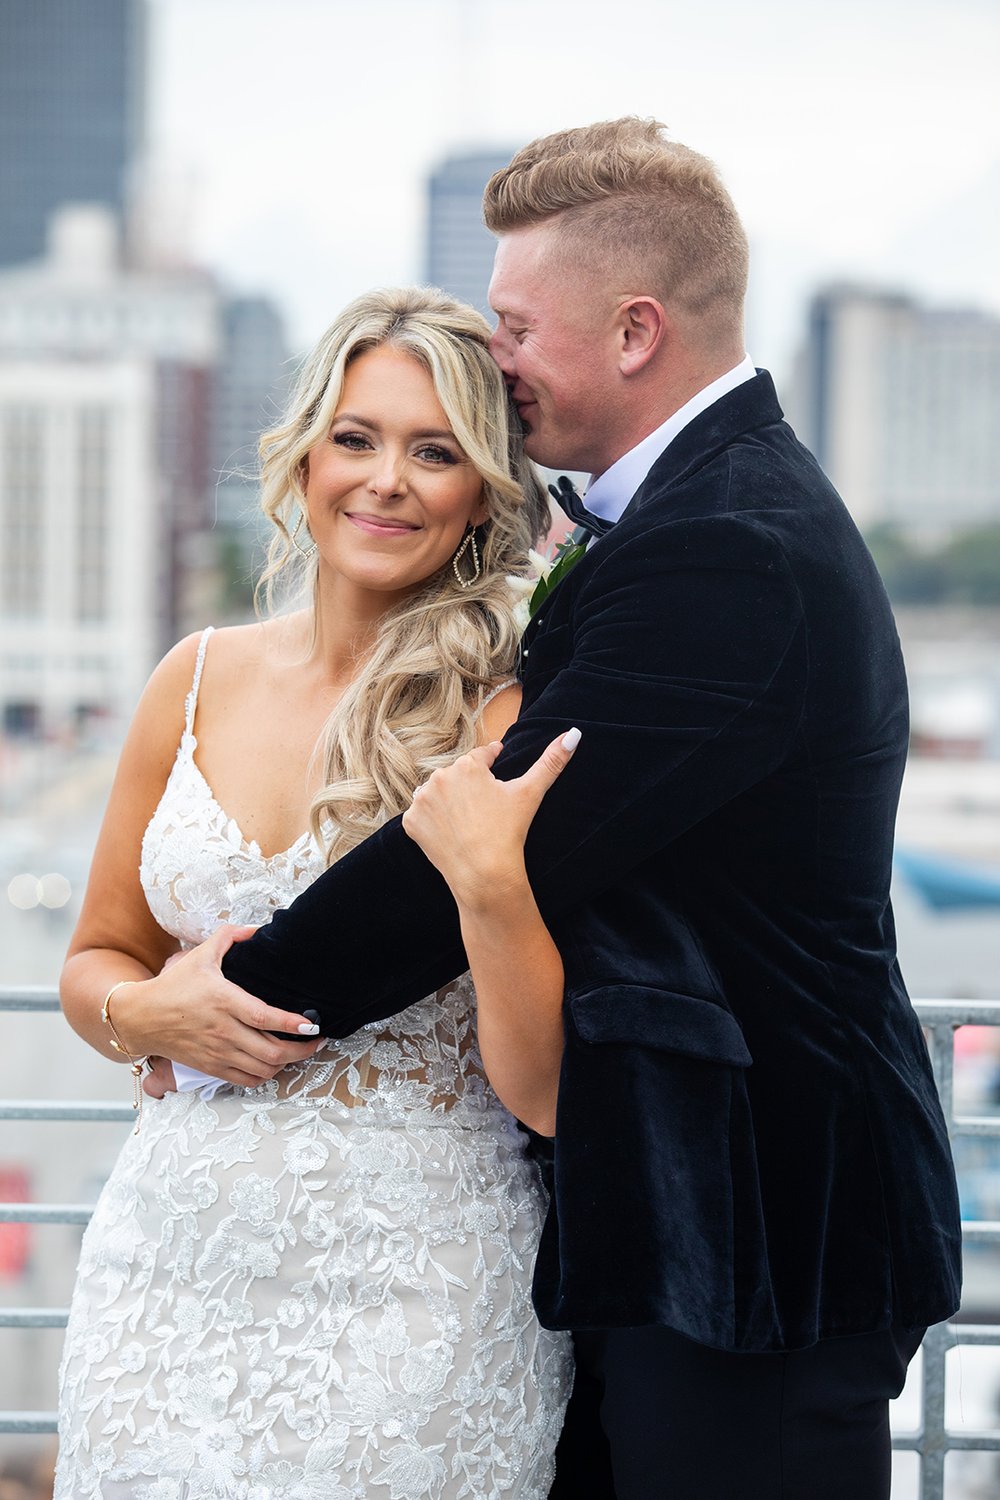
[187,119,960,1495]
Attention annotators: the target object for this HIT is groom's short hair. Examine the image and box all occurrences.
[483,118,748,346]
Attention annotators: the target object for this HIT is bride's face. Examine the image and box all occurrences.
[302,345,487,602]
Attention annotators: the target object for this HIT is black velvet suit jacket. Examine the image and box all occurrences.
[224,371,962,1352]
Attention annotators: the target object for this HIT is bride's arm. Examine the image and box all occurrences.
[402,691,578,1136]
[60,637,322,1086]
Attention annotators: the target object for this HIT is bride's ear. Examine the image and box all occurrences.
[618,297,666,376]
[470,488,489,528]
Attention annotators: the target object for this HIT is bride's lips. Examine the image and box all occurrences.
[345,512,421,537]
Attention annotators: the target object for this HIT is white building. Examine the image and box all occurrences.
[788,286,1000,532]
[0,206,220,739]
[0,357,156,737]
[0,205,218,365]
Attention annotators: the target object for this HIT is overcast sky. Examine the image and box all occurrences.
[147,0,999,380]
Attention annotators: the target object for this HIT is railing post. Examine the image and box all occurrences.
[918,1319,952,1500]
[909,1003,1000,1498]
[927,1019,955,1133]
[915,1023,957,1499]
[0,986,126,1436]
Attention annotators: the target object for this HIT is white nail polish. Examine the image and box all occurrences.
[561,727,582,752]
[297,1023,320,1035]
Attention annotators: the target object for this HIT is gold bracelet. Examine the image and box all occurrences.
[101,980,148,1134]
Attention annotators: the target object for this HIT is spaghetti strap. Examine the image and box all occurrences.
[183,626,215,739]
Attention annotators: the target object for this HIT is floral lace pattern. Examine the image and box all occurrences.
[55,630,571,1498]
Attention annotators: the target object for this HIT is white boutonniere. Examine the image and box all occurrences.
[508,539,588,634]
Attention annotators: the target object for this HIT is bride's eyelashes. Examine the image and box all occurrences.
[330,429,462,466]
[415,443,461,466]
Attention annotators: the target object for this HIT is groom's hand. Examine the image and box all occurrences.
[143,1055,177,1099]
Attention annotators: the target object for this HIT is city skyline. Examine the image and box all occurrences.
[144,0,999,376]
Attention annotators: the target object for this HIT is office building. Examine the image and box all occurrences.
[789,286,1000,531]
[213,297,289,522]
[210,297,290,602]
[425,151,511,320]
[0,357,156,738]
[0,206,219,738]
[0,0,146,268]
[0,208,291,736]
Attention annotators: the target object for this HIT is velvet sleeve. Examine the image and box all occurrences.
[222,514,806,1033]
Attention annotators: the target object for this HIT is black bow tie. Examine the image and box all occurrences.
[547,475,613,542]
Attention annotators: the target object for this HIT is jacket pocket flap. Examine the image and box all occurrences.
[568,985,752,1066]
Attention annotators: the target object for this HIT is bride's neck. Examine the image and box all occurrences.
[305,569,409,686]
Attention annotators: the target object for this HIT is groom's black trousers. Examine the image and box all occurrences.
[549,1323,924,1500]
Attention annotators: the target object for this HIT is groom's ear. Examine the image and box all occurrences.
[617,296,666,376]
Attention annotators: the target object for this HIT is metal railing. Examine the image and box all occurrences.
[895,1000,1000,1498]
[0,985,132,1436]
[0,987,998,1497]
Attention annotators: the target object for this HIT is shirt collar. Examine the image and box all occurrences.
[584,355,757,524]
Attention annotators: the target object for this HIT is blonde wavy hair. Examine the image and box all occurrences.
[256,286,549,865]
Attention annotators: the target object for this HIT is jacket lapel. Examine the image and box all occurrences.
[521,372,785,655]
[627,370,784,515]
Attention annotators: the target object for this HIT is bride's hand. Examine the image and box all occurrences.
[401,729,580,909]
[119,924,323,1089]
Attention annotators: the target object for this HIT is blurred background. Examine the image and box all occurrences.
[0,0,997,1494]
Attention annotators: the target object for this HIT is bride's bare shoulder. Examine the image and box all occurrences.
[195,613,311,682]
[137,630,207,723]
[136,620,275,726]
[479,682,523,744]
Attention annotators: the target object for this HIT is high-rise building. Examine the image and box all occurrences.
[0,207,290,736]
[0,206,219,738]
[213,297,289,521]
[424,151,511,320]
[0,0,146,269]
[0,356,157,739]
[211,297,290,601]
[788,285,1000,531]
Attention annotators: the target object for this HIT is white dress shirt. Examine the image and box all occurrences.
[584,355,757,524]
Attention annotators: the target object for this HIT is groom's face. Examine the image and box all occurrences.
[488,224,620,476]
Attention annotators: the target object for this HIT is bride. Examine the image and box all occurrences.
[55,287,573,1499]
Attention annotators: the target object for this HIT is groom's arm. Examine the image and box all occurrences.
[222,515,808,1036]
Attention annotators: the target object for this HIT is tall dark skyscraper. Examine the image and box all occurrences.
[0,0,146,268]
[424,151,511,321]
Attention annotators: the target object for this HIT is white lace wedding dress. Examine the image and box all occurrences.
[55,628,572,1500]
